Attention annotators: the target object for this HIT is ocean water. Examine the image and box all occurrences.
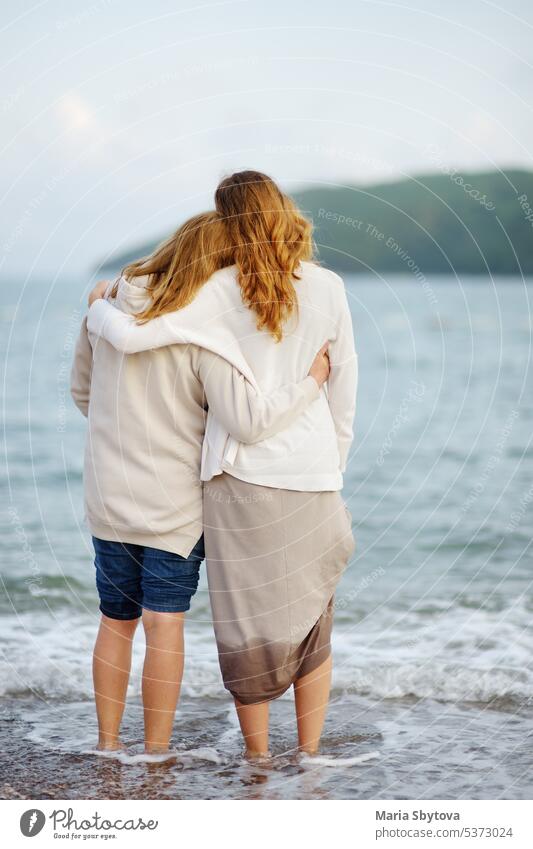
[1,274,532,799]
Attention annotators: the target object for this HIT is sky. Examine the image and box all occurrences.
[1,0,532,277]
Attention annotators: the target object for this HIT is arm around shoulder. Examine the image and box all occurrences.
[86,299,142,353]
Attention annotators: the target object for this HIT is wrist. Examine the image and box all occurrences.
[303,374,321,399]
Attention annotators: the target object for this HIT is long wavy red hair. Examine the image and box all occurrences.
[215,171,314,341]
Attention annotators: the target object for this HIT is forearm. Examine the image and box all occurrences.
[236,376,320,443]
[87,299,156,353]
[198,351,320,444]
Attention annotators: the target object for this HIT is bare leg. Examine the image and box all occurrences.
[294,654,332,754]
[234,698,270,758]
[93,614,139,750]
[142,609,185,754]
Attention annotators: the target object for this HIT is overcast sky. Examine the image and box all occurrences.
[1,0,532,277]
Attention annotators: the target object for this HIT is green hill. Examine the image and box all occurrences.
[99,170,533,276]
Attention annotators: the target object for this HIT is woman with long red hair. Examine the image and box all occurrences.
[88,171,357,758]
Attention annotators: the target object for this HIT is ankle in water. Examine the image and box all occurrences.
[244,748,271,761]
[145,743,171,755]
[299,745,320,756]
[96,739,125,752]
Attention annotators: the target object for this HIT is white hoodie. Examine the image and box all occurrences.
[87,262,357,491]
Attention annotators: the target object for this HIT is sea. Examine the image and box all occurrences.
[1,273,532,800]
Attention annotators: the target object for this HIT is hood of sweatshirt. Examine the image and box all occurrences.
[107,274,151,316]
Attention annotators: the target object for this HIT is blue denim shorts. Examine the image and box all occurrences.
[93,536,204,620]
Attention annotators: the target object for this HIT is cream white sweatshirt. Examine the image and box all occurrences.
[71,277,319,556]
[87,262,357,491]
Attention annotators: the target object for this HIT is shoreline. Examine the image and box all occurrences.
[2,694,531,801]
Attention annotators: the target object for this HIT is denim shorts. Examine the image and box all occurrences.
[93,536,204,620]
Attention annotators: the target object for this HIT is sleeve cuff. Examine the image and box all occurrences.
[301,375,321,402]
[86,299,106,336]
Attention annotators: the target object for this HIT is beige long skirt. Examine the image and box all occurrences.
[203,473,355,704]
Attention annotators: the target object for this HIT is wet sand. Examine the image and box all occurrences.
[1,694,531,800]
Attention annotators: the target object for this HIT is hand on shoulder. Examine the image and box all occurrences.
[88,279,112,307]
